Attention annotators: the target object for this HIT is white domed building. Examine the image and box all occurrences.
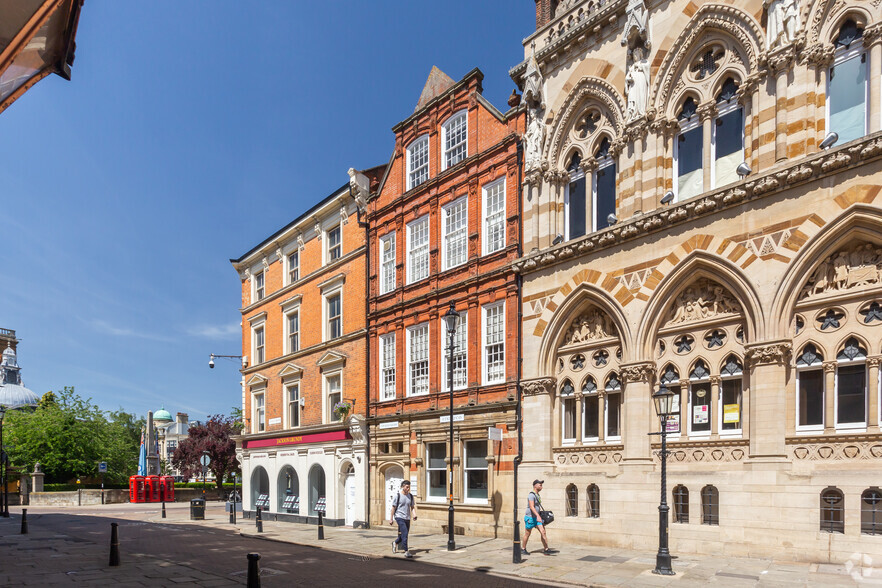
[0,343,38,409]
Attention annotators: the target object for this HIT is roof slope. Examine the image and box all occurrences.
[414,66,455,113]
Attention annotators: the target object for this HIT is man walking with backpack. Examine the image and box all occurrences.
[390,479,417,559]
[522,479,550,555]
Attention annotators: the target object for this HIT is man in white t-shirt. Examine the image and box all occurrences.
[389,480,417,559]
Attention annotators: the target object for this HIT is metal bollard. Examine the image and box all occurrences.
[246,552,261,588]
[109,522,120,566]
[317,511,324,540]
[20,509,27,535]
[512,520,522,563]
[255,507,263,533]
[161,501,166,519]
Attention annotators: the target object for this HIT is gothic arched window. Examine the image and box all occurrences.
[561,380,577,444]
[713,78,743,188]
[605,373,622,441]
[689,360,711,436]
[796,344,825,431]
[836,337,867,428]
[828,20,867,145]
[719,354,743,435]
[593,137,616,233]
[582,376,599,440]
[675,97,702,202]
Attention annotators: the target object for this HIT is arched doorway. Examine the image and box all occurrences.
[342,463,356,526]
[250,466,269,510]
[277,466,299,513]
[383,465,404,522]
[308,464,326,517]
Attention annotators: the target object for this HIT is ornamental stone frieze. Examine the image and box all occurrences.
[620,362,655,383]
[521,377,556,397]
[745,341,792,366]
[555,444,624,466]
[651,440,748,463]
[512,134,882,276]
[787,435,882,461]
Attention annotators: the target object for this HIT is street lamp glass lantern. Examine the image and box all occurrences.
[443,303,460,335]
[652,385,675,418]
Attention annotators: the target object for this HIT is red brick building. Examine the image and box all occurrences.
[231,171,383,527]
[365,67,525,536]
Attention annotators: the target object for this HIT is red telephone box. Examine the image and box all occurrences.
[129,476,145,503]
[146,475,161,502]
[160,476,175,502]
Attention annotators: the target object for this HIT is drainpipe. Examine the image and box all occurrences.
[513,136,524,564]
[354,182,371,529]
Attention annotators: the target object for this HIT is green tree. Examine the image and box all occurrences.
[4,387,143,484]
[171,414,241,487]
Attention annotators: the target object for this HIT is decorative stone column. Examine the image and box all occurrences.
[597,390,606,444]
[745,342,792,461]
[823,361,836,434]
[768,47,795,162]
[800,43,835,149]
[710,375,722,437]
[620,362,656,465]
[697,102,716,193]
[31,463,44,494]
[574,391,584,447]
[521,378,556,464]
[526,173,541,251]
[865,25,882,134]
[869,357,881,431]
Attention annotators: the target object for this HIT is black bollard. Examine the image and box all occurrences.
[317,511,324,540]
[229,503,235,525]
[20,509,27,535]
[246,552,261,588]
[109,522,120,566]
[161,501,166,519]
[512,520,522,563]
[255,507,263,533]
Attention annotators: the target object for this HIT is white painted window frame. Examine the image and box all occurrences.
[441,311,468,391]
[441,195,468,271]
[406,135,430,190]
[379,231,396,295]
[482,178,506,255]
[482,302,505,385]
[440,110,468,171]
[406,215,430,285]
[379,332,397,402]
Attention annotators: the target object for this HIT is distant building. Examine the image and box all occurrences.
[154,409,192,479]
[0,332,38,409]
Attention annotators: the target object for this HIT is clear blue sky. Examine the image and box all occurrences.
[0,2,533,420]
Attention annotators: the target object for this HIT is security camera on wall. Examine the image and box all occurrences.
[242,356,248,368]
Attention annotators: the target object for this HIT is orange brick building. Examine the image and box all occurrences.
[231,171,383,527]
[365,67,525,536]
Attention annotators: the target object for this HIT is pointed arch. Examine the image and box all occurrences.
[805,0,877,46]
[636,250,765,359]
[537,281,632,374]
[652,4,765,115]
[545,77,626,171]
[771,205,882,339]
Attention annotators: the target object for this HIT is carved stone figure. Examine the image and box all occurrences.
[525,106,546,173]
[625,46,650,122]
[554,0,579,18]
[766,0,799,48]
[666,280,741,325]
[564,308,613,344]
[801,242,882,299]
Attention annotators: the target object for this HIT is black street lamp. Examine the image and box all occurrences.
[442,303,460,552]
[230,472,237,525]
[0,405,6,518]
[650,384,676,576]
[202,450,209,500]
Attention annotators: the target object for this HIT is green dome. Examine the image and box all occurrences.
[153,407,172,422]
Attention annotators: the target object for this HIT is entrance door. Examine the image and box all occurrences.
[344,468,356,526]
[384,466,404,521]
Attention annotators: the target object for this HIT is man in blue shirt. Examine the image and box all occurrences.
[389,480,418,559]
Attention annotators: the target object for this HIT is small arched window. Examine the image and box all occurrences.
[820,487,845,533]
[605,373,622,440]
[441,111,468,171]
[566,484,578,517]
[797,344,825,431]
[701,485,719,525]
[561,380,577,444]
[829,20,867,145]
[673,485,689,523]
[862,487,882,535]
[593,137,616,233]
[406,135,430,190]
[587,484,600,518]
[836,337,867,428]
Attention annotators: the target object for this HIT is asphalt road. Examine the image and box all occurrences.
[5,505,543,587]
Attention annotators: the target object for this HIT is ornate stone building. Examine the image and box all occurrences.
[512,0,882,562]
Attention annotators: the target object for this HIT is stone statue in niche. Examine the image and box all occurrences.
[525,106,546,173]
[554,0,579,18]
[801,242,882,299]
[564,308,613,344]
[625,45,650,121]
[765,0,800,48]
[666,280,741,325]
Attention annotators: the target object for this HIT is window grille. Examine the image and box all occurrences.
[701,485,719,525]
[673,485,689,523]
[587,484,600,518]
[862,488,882,535]
[566,484,578,517]
[821,487,845,533]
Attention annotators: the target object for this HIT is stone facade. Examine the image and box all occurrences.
[365,68,525,537]
[511,0,882,563]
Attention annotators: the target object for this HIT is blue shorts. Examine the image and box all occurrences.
[524,515,543,530]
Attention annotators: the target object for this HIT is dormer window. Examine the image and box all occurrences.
[441,111,468,171]
[407,135,429,190]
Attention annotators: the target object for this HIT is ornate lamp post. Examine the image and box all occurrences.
[0,405,6,518]
[442,303,460,552]
[651,384,676,576]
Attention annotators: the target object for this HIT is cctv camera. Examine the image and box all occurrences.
[661,191,675,205]
[736,162,752,178]
[607,213,618,226]
[209,356,215,369]
[820,132,839,150]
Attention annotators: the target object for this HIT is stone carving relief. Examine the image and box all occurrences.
[621,362,655,383]
[789,439,882,461]
[765,0,800,48]
[666,280,741,325]
[745,342,792,365]
[801,242,882,300]
[555,447,624,465]
[522,377,556,396]
[525,105,546,174]
[563,308,614,344]
[653,443,747,463]
[625,45,650,122]
[621,0,651,49]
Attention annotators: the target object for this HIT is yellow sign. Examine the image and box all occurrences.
[723,404,740,424]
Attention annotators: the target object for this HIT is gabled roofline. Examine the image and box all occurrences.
[391,67,484,133]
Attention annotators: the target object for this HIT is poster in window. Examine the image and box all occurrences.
[723,404,740,424]
[692,405,709,424]
[666,415,680,433]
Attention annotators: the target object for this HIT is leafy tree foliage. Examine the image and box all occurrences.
[171,414,241,486]
[4,387,144,484]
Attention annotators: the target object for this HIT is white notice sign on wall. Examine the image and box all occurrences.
[488,427,503,441]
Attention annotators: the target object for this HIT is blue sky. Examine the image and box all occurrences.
[0,2,532,420]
